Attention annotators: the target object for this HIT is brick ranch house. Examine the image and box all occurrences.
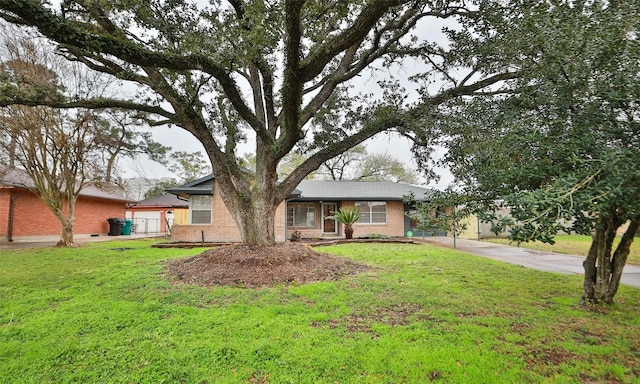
[0,169,131,242]
[166,175,436,243]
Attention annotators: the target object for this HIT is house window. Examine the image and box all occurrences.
[190,195,212,224]
[356,201,386,224]
[287,203,316,228]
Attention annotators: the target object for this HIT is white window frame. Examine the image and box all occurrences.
[190,195,212,225]
[356,201,387,224]
[287,203,316,228]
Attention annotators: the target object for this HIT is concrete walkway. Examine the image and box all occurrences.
[422,237,640,288]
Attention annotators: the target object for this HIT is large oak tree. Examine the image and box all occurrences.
[0,1,516,245]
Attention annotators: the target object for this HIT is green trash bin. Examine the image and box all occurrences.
[122,219,133,236]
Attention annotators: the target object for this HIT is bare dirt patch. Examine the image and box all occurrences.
[310,303,433,336]
[166,242,372,289]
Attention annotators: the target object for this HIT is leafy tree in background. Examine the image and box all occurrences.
[319,145,418,184]
[0,1,517,245]
[94,110,171,184]
[415,1,640,304]
[143,151,212,199]
[143,179,179,200]
[0,32,106,246]
[167,151,213,184]
[354,152,418,184]
[0,26,169,245]
[319,145,367,181]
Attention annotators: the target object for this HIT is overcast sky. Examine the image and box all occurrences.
[124,124,454,188]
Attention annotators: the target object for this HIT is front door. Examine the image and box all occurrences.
[322,203,338,234]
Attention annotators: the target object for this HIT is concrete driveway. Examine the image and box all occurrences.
[422,237,640,289]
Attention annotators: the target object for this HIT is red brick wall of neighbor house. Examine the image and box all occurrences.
[3,189,125,238]
[170,183,288,242]
[290,200,406,239]
[0,189,11,241]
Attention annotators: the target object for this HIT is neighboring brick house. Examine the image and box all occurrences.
[126,194,189,235]
[167,175,434,243]
[0,169,131,242]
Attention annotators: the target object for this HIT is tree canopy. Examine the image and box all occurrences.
[415,0,640,304]
[0,1,517,244]
[93,110,170,184]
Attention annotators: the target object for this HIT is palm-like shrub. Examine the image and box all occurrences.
[329,207,361,239]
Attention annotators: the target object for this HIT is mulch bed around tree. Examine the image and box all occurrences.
[165,242,374,289]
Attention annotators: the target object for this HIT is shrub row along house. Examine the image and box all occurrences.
[0,169,130,242]
[167,175,436,242]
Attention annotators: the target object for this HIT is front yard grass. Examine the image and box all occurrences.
[483,234,640,265]
[1,239,639,383]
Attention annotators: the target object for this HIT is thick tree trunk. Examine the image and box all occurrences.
[603,218,640,304]
[581,212,631,305]
[595,218,615,301]
[212,152,281,246]
[581,232,599,305]
[54,198,76,247]
[57,220,74,247]
[237,196,278,245]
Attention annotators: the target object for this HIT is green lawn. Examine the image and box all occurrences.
[1,239,639,383]
[483,234,640,265]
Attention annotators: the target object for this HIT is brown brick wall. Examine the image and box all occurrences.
[354,200,406,237]
[169,181,410,243]
[0,187,126,240]
[289,200,407,239]
[171,183,287,243]
[73,197,126,235]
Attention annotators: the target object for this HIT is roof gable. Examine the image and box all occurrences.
[177,174,215,188]
[165,175,215,196]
